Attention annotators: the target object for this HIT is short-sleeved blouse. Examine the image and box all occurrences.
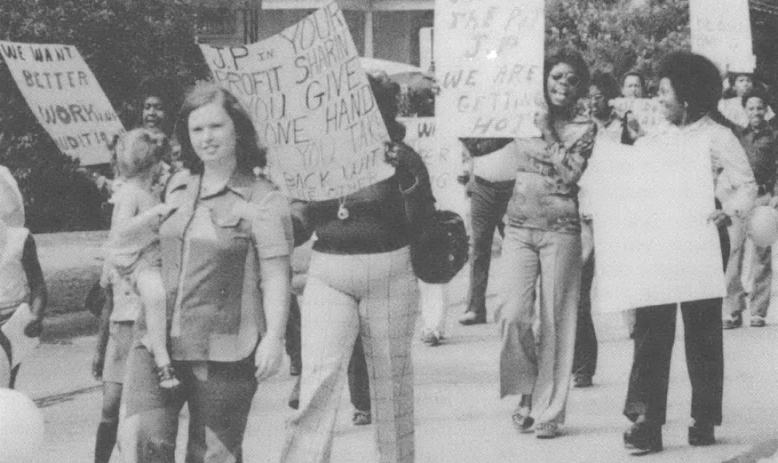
[154,169,293,362]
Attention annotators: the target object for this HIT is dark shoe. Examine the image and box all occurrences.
[352,409,371,426]
[722,313,742,330]
[623,422,663,455]
[688,421,715,446]
[288,377,301,410]
[573,374,593,388]
[458,311,486,326]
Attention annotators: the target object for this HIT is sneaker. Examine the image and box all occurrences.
[535,422,558,439]
[750,316,767,328]
[352,409,371,426]
[420,330,441,346]
[722,314,742,330]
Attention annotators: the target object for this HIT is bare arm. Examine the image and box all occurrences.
[22,235,47,337]
[112,200,173,244]
[254,255,291,381]
[92,285,113,380]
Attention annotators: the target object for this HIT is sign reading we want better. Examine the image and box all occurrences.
[0,41,122,166]
[434,0,545,138]
[199,2,393,201]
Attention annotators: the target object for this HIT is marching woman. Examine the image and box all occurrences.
[499,48,596,439]
[121,82,294,462]
[622,52,756,455]
[280,73,435,463]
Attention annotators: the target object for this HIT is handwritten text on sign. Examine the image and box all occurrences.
[434,0,544,138]
[199,2,392,201]
[399,117,468,215]
[0,41,123,166]
[690,0,755,73]
[610,98,670,136]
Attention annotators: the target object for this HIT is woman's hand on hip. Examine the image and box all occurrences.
[254,335,285,381]
[707,210,732,228]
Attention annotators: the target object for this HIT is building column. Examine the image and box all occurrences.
[364,11,373,58]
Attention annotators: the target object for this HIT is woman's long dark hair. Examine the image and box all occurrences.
[175,82,266,174]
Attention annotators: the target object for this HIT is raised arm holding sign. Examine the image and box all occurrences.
[0,41,123,166]
[199,2,393,201]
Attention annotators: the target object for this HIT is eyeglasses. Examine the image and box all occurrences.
[549,72,581,88]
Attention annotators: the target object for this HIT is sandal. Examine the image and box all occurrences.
[156,364,180,389]
[511,407,534,433]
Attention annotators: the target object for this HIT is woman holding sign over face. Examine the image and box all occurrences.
[498,48,596,440]
[621,52,756,455]
[280,73,435,463]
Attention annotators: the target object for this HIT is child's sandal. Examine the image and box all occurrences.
[156,364,180,389]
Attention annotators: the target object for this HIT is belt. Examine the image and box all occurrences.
[474,176,516,189]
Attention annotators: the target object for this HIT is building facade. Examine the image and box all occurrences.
[195,0,433,67]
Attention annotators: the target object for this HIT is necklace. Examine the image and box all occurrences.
[337,196,349,220]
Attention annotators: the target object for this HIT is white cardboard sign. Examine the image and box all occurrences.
[0,41,123,166]
[588,134,725,312]
[199,2,393,201]
[434,0,545,138]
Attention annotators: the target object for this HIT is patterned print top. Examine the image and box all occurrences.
[506,116,598,233]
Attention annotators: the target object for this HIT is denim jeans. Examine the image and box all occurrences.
[466,176,515,316]
[724,217,771,318]
[122,346,258,463]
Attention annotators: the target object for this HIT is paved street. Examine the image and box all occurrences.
[14,293,778,463]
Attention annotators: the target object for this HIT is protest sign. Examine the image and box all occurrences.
[690,0,755,73]
[399,117,468,215]
[199,2,393,201]
[0,41,123,166]
[434,0,544,138]
[587,134,725,313]
[610,97,670,137]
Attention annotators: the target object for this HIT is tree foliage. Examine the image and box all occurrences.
[0,0,209,232]
[546,0,691,90]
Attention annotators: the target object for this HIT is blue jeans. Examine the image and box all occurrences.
[122,346,258,463]
[466,176,515,316]
[724,219,771,318]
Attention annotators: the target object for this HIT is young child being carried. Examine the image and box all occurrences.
[104,128,178,388]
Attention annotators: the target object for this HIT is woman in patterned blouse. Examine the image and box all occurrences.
[498,48,597,439]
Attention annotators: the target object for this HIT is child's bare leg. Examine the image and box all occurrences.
[136,268,178,388]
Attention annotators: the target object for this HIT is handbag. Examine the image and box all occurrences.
[396,141,469,284]
[411,209,469,284]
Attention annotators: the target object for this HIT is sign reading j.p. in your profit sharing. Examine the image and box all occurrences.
[434,0,545,138]
[199,2,393,201]
[0,41,123,166]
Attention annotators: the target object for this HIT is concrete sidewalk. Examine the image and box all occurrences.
[14,303,778,463]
